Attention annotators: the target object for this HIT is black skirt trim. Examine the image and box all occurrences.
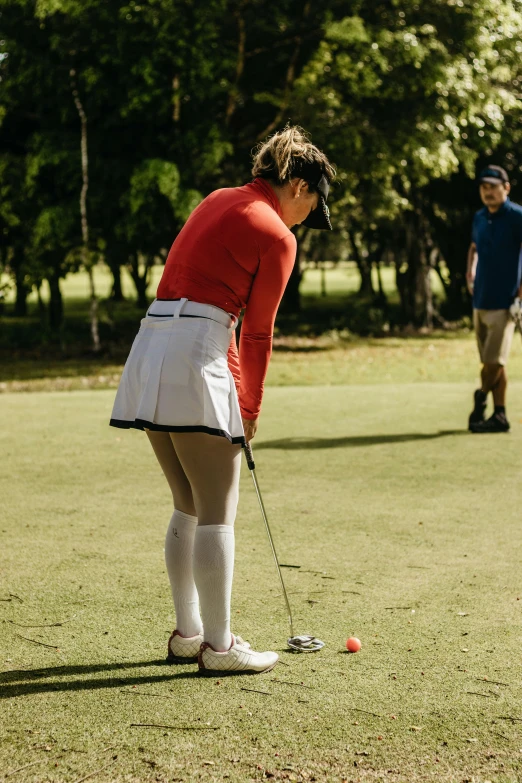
[109,417,245,445]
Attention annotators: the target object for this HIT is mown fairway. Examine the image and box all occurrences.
[2,380,522,783]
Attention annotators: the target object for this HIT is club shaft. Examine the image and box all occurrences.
[248,468,294,639]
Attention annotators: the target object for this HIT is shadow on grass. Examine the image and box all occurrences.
[255,430,467,451]
[272,345,330,354]
[0,660,201,699]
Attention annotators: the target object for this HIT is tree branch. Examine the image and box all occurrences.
[225,5,246,126]
[245,27,320,59]
[172,74,180,123]
[256,1,312,140]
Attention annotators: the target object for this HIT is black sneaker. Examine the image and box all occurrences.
[470,412,510,433]
[468,389,487,430]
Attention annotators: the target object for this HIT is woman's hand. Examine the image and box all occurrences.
[242,417,258,443]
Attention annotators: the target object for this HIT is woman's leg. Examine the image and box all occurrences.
[146,430,196,514]
[170,432,241,525]
[146,431,202,637]
[171,432,242,651]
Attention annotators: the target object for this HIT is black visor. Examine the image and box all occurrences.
[302,174,332,231]
[478,165,509,185]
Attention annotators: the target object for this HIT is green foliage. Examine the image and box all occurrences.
[289,0,522,323]
[295,1,522,198]
[31,205,77,254]
[0,158,22,231]
[128,159,180,215]
[1,0,522,335]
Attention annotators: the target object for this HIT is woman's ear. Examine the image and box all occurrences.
[294,178,309,198]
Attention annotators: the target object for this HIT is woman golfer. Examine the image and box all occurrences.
[111,126,335,675]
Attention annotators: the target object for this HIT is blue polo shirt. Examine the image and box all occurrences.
[472,198,522,310]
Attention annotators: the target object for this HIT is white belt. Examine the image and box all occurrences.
[146,298,237,330]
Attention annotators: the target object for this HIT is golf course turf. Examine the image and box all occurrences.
[2,378,522,782]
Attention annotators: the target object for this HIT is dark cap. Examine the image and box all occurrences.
[302,174,332,231]
[478,165,509,185]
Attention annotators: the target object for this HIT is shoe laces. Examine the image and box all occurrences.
[234,635,251,649]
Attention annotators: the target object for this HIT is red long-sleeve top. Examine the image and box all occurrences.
[156,178,297,420]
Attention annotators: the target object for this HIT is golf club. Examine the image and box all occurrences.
[242,442,324,653]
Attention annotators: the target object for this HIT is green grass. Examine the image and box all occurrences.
[300,264,445,302]
[3,332,522,392]
[1,265,161,305]
[0,262,453,363]
[2,384,522,782]
[2,262,443,307]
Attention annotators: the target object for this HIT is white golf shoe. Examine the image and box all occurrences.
[198,634,278,676]
[167,630,204,663]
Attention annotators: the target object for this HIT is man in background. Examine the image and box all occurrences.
[467,165,522,433]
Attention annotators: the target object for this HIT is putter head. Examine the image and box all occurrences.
[287,634,325,652]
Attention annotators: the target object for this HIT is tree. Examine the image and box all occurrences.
[0,0,85,331]
[291,0,522,324]
[2,0,522,341]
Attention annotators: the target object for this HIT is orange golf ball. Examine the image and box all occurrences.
[346,636,361,653]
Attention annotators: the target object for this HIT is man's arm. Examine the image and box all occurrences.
[466,242,477,294]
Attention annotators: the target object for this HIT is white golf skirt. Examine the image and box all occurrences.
[110,298,245,444]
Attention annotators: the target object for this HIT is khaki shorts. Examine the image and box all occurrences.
[473,308,515,366]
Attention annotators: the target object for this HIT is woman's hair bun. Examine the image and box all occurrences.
[252,125,335,186]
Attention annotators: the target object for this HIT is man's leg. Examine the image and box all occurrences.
[492,366,507,407]
[469,309,488,429]
[480,362,503,395]
[470,310,513,432]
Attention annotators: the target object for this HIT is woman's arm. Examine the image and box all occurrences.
[238,233,297,420]
[227,332,240,390]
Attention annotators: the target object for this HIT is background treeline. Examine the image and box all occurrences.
[1,0,522,350]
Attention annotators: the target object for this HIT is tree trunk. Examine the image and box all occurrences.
[423,250,434,329]
[348,231,374,296]
[172,74,181,123]
[374,256,388,307]
[435,235,469,318]
[109,262,124,301]
[87,267,100,350]
[225,3,246,126]
[256,1,312,139]
[48,273,63,331]
[395,251,408,322]
[71,67,100,352]
[13,260,29,317]
[105,244,125,301]
[396,214,433,327]
[36,282,47,326]
[127,253,152,310]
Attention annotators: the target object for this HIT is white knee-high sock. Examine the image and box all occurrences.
[193,524,235,652]
[165,509,203,637]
